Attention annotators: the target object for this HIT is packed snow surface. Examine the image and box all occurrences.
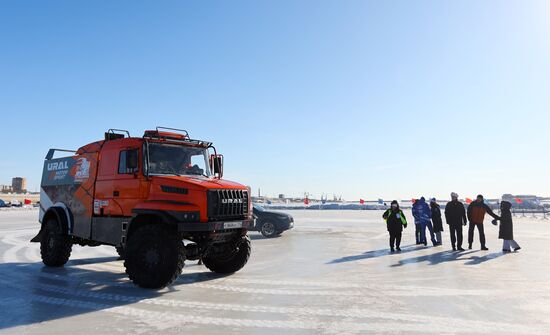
[1,209,549,334]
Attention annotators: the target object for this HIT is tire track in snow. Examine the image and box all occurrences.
[0,280,541,334]
[2,231,34,263]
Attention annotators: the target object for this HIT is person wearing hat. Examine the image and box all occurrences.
[412,197,436,246]
[493,201,521,253]
[445,192,467,251]
[467,194,500,250]
[430,198,443,246]
[383,200,408,252]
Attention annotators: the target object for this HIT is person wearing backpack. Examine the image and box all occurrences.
[383,200,408,252]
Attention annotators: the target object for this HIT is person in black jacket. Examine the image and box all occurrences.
[445,192,467,251]
[430,198,443,246]
[382,200,408,252]
[493,201,521,253]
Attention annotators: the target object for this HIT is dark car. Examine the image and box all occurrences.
[0,199,7,208]
[252,204,294,238]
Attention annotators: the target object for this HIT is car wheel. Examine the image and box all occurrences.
[260,222,277,238]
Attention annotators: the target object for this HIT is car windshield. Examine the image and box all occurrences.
[147,143,212,177]
[253,204,265,211]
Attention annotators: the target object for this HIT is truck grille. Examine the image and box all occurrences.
[207,189,249,221]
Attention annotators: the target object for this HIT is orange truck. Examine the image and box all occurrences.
[31,127,252,288]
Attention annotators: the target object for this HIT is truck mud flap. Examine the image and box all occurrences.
[30,230,42,243]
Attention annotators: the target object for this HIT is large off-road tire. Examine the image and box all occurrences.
[115,246,125,260]
[260,222,277,238]
[124,225,185,289]
[40,217,72,267]
[203,235,251,274]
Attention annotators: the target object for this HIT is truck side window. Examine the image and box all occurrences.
[119,149,139,174]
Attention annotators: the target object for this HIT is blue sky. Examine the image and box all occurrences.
[1,1,549,201]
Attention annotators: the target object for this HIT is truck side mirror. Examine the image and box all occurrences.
[210,154,223,178]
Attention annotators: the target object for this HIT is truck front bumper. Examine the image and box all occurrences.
[177,219,254,232]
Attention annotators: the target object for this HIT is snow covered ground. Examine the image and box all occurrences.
[1,209,550,334]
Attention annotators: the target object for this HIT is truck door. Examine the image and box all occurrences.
[111,147,142,214]
[95,144,142,217]
[93,141,145,244]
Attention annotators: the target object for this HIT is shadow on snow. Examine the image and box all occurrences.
[327,244,421,264]
[391,250,506,267]
[0,257,225,331]
[328,245,508,266]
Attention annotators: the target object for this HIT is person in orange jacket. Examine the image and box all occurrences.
[467,194,500,250]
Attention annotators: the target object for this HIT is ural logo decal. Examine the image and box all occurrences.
[47,161,69,171]
[48,160,71,181]
[222,198,243,204]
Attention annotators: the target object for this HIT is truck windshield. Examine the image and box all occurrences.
[147,143,212,177]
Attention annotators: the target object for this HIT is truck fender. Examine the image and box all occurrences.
[124,209,181,246]
[30,207,71,243]
[51,202,74,233]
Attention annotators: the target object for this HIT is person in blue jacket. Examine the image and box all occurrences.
[412,197,437,246]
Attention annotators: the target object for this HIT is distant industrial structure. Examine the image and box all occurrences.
[502,194,546,209]
[252,192,550,211]
[12,177,26,193]
[0,177,27,194]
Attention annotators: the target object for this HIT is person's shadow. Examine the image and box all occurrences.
[390,250,505,267]
[463,252,506,265]
[327,244,421,264]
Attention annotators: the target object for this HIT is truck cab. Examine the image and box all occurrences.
[33,127,252,288]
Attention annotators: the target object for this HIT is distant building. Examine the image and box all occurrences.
[12,177,26,193]
[278,194,285,199]
[1,185,13,193]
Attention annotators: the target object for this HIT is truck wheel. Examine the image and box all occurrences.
[40,218,72,267]
[203,235,251,274]
[260,222,277,238]
[124,225,185,289]
[115,246,125,260]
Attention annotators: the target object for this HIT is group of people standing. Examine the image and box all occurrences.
[382,193,522,253]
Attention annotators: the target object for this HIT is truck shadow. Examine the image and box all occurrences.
[248,233,283,241]
[327,244,421,264]
[175,271,229,284]
[0,258,225,330]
